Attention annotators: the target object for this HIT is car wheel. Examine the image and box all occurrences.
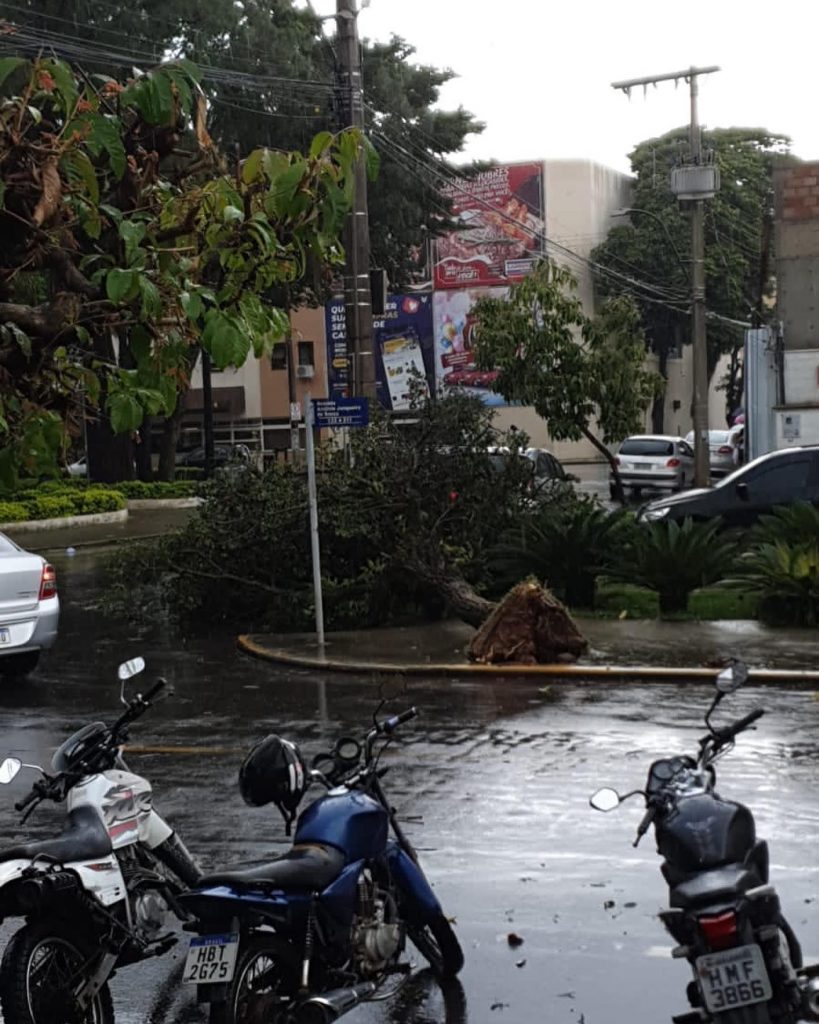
[0,651,40,679]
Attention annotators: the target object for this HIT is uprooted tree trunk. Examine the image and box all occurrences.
[401,548,588,664]
[468,580,588,665]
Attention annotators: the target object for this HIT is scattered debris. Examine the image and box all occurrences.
[507,932,524,948]
[515,958,527,968]
[604,900,615,910]
[490,1001,509,1011]
[624,901,637,908]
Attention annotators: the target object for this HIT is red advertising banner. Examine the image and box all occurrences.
[434,162,544,290]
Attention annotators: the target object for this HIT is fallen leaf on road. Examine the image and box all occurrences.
[507,932,524,948]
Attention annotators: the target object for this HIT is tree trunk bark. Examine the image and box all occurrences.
[158,407,184,481]
[134,416,154,482]
[580,425,623,503]
[651,343,669,434]
[400,552,495,627]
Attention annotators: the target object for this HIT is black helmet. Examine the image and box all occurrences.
[239,735,307,833]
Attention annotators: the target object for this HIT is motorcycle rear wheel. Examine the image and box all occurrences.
[0,920,114,1024]
[407,914,464,979]
[208,934,299,1024]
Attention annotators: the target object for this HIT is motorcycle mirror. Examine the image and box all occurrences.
[590,787,621,812]
[716,660,749,694]
[0,757,22,784]
[118,657,146,682]
[334,738,362,764]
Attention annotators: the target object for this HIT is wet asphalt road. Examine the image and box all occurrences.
[2,547,819,1024]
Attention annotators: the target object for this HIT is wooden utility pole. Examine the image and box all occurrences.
[612,66,720,488]
[336,0,377,401]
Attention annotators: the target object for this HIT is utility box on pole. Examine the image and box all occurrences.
[670,164,720,201]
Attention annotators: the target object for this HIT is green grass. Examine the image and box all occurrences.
[687,587,759,620]
[592,581,659,619]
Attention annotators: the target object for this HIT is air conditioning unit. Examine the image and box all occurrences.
[296,364,315,379]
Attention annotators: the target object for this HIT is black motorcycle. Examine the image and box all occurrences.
[590,660,819,1024]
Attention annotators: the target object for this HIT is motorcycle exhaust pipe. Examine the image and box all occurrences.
[16,872,78,912]
[296,982,377,1024]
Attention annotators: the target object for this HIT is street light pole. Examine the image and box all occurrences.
[612,66,719,489]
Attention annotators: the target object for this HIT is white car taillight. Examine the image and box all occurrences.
[39,563,57,601]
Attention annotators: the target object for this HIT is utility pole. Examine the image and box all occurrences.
[335,0,377,402]
[201,349,215,479]
[612,66,720,488]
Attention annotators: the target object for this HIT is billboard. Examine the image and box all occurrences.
[325,294,435,411]
[433,287,510,407]
[434,162,544,290]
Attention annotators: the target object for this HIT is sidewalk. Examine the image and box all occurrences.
[238,617,819,684]
[4,506,194,554]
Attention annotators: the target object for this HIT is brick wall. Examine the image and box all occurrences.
[781,163,819,221]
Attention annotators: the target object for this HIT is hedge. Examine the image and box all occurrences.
[0,489,125,523]
[9,480,199,500]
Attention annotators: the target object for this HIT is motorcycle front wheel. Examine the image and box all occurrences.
[208,934,299,1024]
[407,914,464,979]
[0,920,114,1024]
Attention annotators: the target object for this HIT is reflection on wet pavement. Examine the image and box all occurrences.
[1,548,818,1023]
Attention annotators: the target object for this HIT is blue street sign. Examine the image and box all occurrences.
[312,397,369,429]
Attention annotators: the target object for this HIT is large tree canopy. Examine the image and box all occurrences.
[591,127,789,424]
[6,0,483,288]
[0,53,363,486]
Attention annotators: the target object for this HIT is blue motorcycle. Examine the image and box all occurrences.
[180,706,463,1024]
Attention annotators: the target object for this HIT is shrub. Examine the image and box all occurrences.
[0,501,29,523]
[112,481,198,500]
[750,502,819,548]
[726,542,819,626]
[74,489,126,514]
[488,495,634,607]
[610,518,737,614]
[594,580,659,618]
[23,495,76,519]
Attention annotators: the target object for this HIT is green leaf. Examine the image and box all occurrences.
[40,58,78,117]
[99,203,123,225]
[0,57,26,94]
[73,325,91,346]
[138,276,162,318]
[60,149,99,205]
[8,324,31,358]
[106,268,139,303]
[222,205,244,224]
[27,105,42,125]
[363,134,381,182]
[309,131,334,160]
[119,219,147,264]
[201,311,250,369]
[78,115,126,180]
[158,372,177,414]
[180,290,204,322]
[242,149,264,185]
[108,391,144,433]
[268,160,307,216]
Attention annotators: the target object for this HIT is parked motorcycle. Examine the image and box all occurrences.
[0,657,200,1024]
[181,705,464,1024]
[590,660,819,1024]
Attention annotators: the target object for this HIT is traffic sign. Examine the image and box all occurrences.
[312,397,369,429]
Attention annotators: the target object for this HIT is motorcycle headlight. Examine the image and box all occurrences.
[641,506,670,522]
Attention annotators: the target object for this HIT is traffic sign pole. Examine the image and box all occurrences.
[304,392,325,646]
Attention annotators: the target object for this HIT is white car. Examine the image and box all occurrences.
[0,532,59,678]
[684,427,744,477]
[612,435,695,498]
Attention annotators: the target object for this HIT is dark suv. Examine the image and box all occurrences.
[638,446,819,526]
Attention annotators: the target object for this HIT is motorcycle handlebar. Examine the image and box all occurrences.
[715,707,765,745]
[142,678,167,703]
[633,803,657,847]
[111,677,166,736]
[379,707,418,735]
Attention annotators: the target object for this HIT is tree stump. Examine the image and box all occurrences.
[467,581,587,665]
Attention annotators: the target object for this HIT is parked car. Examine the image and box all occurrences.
[0,532,58,678]
[638,445,819,526]
[611,435,694,499]
[175,443,251,471]
[67,455,87,477]
[487,446,573,498]
[683,426,744,477]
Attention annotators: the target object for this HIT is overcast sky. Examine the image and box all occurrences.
[305,0,817,175]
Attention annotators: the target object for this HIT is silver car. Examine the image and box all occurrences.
[0,532,59,678]
[611,435,695,498]
[684,427,744,477]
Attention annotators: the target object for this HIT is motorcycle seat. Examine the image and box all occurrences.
[0,806,113,864]
[670,864,762,910]
[196,843,345,893]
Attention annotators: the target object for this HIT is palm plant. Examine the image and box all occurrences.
[610,518,737,614]
[750,502,819,548]
[726,542,819,626]
[488,496,633,608]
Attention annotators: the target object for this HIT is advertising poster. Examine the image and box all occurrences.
[434,162,544,290]
[432,287,510,407]
[325,294,435,411]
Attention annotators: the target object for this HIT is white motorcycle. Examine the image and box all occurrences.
[0,658,201,1024]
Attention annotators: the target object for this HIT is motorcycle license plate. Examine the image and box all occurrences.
[183,933,239,984]
[695,943,772,1013]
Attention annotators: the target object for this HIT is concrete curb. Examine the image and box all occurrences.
[127,497,202,510]
[236,634,819,685]
[0,508,128,532]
